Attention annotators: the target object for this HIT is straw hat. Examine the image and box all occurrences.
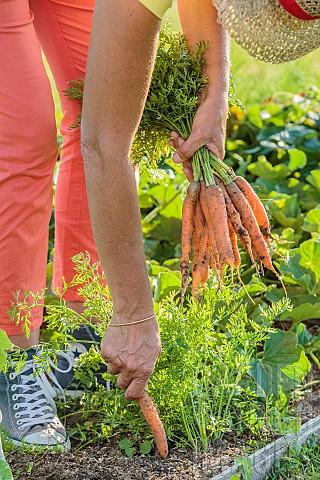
[212,0,320,63]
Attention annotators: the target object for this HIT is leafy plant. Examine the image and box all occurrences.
[9,254,310,453]
[265,434,320,479]
[118,438,136,457]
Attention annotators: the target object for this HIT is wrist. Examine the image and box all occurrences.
[112,303,155,325]
[109,313,157,327]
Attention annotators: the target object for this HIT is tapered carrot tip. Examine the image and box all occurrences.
[137,391,168,458]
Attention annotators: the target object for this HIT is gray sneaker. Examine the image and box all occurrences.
[56,324,110,398]
[0,348,70,451]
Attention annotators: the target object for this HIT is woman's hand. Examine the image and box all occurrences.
[101,316,161,400]
[169,90,229,179]
[172,0,230,179]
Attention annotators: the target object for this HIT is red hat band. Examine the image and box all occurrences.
[278,0,320,19]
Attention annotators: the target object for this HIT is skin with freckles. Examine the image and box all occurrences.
[81,0,230,399]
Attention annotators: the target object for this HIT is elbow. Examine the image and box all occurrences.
[80,129,132,181]
[80,130,103,170]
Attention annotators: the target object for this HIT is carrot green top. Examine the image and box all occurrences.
[138,0,173,19]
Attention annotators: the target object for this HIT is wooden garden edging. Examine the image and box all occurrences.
[211,415,320,480]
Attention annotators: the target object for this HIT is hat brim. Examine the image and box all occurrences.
[212,0,320,63]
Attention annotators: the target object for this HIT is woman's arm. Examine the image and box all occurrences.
[173,0,230,165]
[81,0,162,400]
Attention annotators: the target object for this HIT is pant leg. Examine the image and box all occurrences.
[29,0,102,301]
[0,0,57,334]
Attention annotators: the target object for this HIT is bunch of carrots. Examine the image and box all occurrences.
[180,148,282,305]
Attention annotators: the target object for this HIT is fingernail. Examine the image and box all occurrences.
[173,153,182,163]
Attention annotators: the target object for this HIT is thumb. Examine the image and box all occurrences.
[172,131,203,163]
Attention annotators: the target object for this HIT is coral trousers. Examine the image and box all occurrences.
[0,0,99,334]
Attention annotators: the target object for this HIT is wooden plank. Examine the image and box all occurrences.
[211,415,320,480]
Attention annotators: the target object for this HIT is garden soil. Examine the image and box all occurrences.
[7,366,320,480]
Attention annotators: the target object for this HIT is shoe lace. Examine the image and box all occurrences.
[10,352,73,430]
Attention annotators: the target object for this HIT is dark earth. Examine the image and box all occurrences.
[6,365,320,480]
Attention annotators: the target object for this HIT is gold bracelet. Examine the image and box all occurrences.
[108,313,156,327]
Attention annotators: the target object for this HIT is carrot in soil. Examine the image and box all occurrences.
[205,184,235,267]
[181,181,200,306]
[216,178,254,263]
[138,391,168,459]
[234,176,272,245]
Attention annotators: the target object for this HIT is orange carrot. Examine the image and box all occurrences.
[205,184,234,267]
[235,176,272,245]
[192,224,209,299]
[192,199,205,266]
[228,220,241,268]
[138,391,168,459]
[181,181,200,304]
[209,251,217,271]
[225,182,275,274]
[199,181,217,249]
[216,178,254,263]
[202,234,213,287]
[201,264,210,287]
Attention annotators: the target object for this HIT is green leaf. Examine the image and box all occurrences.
[307,169,320,190]
[139,192,154,209]
[0,351,6,371]
[147,261,172,277]
[288,149,307,172]
[292,324,320,355]
[153,272,181,302]
[119,438,132,450]
[279,253,316,294]
[140,440,152,455]
[125,447,136,457]
[148,217,182,244]
[267,193,302,229]
[162,258,181,271]
[280,303,320,325]
[242,279,267,297]
[248,156,289,181]
[0,460,13,480]
[147,183,183,220]
[302,206,320,234]
[249,359,279,397]
[249,330,309,397]
[293,324,314,348]
[263,331,301,367]
[281,350,310,384]
[0,330,11,351]
[299,239,320,284]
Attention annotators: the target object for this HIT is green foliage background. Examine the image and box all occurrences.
[3,3,318,460]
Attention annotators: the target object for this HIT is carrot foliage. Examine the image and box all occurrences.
[64,26,241,185]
